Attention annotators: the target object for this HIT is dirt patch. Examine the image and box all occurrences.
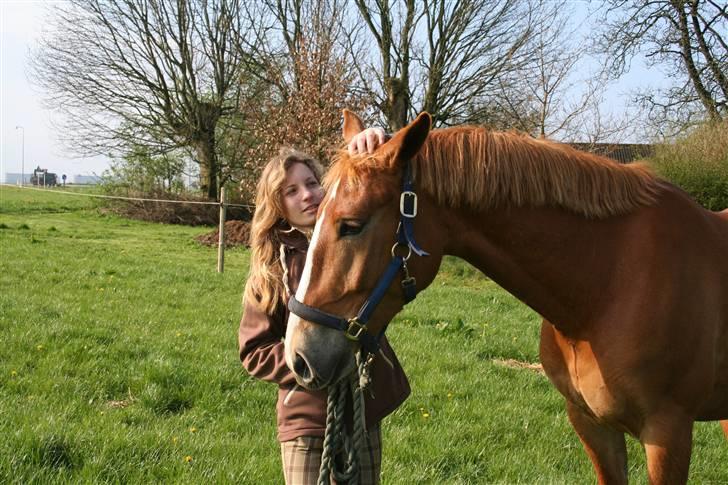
[493,358,545,375]
[196,220,251,248]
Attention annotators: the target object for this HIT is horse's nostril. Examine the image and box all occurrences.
[293,353,311,380]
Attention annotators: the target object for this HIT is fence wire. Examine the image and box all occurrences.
[0,184,254,210]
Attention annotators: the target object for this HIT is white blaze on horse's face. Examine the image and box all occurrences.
[295,179,339,304]
[284,180,353,388]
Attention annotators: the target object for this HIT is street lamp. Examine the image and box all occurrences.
[15,125,24,186]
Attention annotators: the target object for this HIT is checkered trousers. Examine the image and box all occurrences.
[280,424,382,485]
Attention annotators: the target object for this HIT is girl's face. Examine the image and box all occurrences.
[281,162,324,230]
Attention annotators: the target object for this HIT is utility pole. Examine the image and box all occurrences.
[15,126,24,186]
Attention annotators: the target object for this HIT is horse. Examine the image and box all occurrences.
[284,110,728,484]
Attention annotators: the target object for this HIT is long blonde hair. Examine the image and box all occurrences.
[244,148,324,314]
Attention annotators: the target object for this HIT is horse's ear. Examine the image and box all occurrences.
[383,112,432,164]
[342,109,366,143]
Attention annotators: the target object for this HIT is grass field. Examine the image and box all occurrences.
[1,185,726,484]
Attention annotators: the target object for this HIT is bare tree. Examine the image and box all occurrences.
[418,0,538,127]
[350,0,418,130]
[504,3,632,145]
[597,0,727,134]
[525,12,592,138]
[31,0,250,199]
[349,0,564,130]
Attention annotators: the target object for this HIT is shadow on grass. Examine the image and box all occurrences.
[29,435,83,470]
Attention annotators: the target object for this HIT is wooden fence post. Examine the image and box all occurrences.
[217,186,227,273]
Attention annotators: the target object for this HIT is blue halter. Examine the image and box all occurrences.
[288,162,428,354]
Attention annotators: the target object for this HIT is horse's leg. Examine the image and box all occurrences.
[721,420,728,440]
[566,401,627,485]
[641,412,693,485]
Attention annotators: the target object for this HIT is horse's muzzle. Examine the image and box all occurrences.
[290,347,356,390]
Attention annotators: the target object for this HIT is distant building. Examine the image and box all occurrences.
[569,143,655,164]
[3,173,31,185]
[73,175,102,185]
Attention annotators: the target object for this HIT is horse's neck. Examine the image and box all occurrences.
[444,204,629,336]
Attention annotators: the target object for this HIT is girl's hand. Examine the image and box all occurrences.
[348,127,387,155]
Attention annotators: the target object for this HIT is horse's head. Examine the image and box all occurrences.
[284,111,443,389]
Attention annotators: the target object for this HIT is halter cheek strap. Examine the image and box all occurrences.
[288,161,428,354]
[400,162,428,257]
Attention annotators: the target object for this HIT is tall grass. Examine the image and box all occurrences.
[1,186,726,483]
[649,120,728,210]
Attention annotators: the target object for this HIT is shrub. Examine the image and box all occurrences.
[103,145,187,195]
[100,189,251,226]
[649,121,728,210]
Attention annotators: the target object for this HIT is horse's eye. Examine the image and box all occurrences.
[339,221,364,237]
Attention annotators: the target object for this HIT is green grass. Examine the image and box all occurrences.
[1,185,726,483]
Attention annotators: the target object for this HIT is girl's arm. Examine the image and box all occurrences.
[238,298,296,386]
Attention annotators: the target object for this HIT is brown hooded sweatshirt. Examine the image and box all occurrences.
[239,229,410,442]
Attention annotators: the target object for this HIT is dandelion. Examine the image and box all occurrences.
[422,412,430,419]
[189,427,197,433]
[36,344,44,351]
[176,332,182,337]
[11,370,17,376]
[447,392,453,399]
[184,455,193,463]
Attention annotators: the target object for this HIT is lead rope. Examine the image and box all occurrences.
[318,352,373,485]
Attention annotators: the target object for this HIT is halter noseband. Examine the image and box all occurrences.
[288,162,428,355]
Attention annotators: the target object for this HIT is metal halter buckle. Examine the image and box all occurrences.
[400,191,417,218]
[345,318,367,341]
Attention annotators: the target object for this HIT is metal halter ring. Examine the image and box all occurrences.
[391,242,412,261]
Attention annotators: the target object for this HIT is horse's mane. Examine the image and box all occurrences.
[327,126,661,219]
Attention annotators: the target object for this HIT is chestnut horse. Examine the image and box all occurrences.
[284,111,728,484]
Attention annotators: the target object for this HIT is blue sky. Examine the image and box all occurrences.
[1,1,670,182]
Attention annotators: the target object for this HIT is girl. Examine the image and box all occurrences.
[239,134,408,485]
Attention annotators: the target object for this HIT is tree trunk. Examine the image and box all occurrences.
[385,77,409,130]
[674,3,721,121]
[689,0,728,114]
[195,136,218,200]
[192,101,222,200]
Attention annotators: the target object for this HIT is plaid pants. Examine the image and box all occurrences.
[280,424,382,485]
